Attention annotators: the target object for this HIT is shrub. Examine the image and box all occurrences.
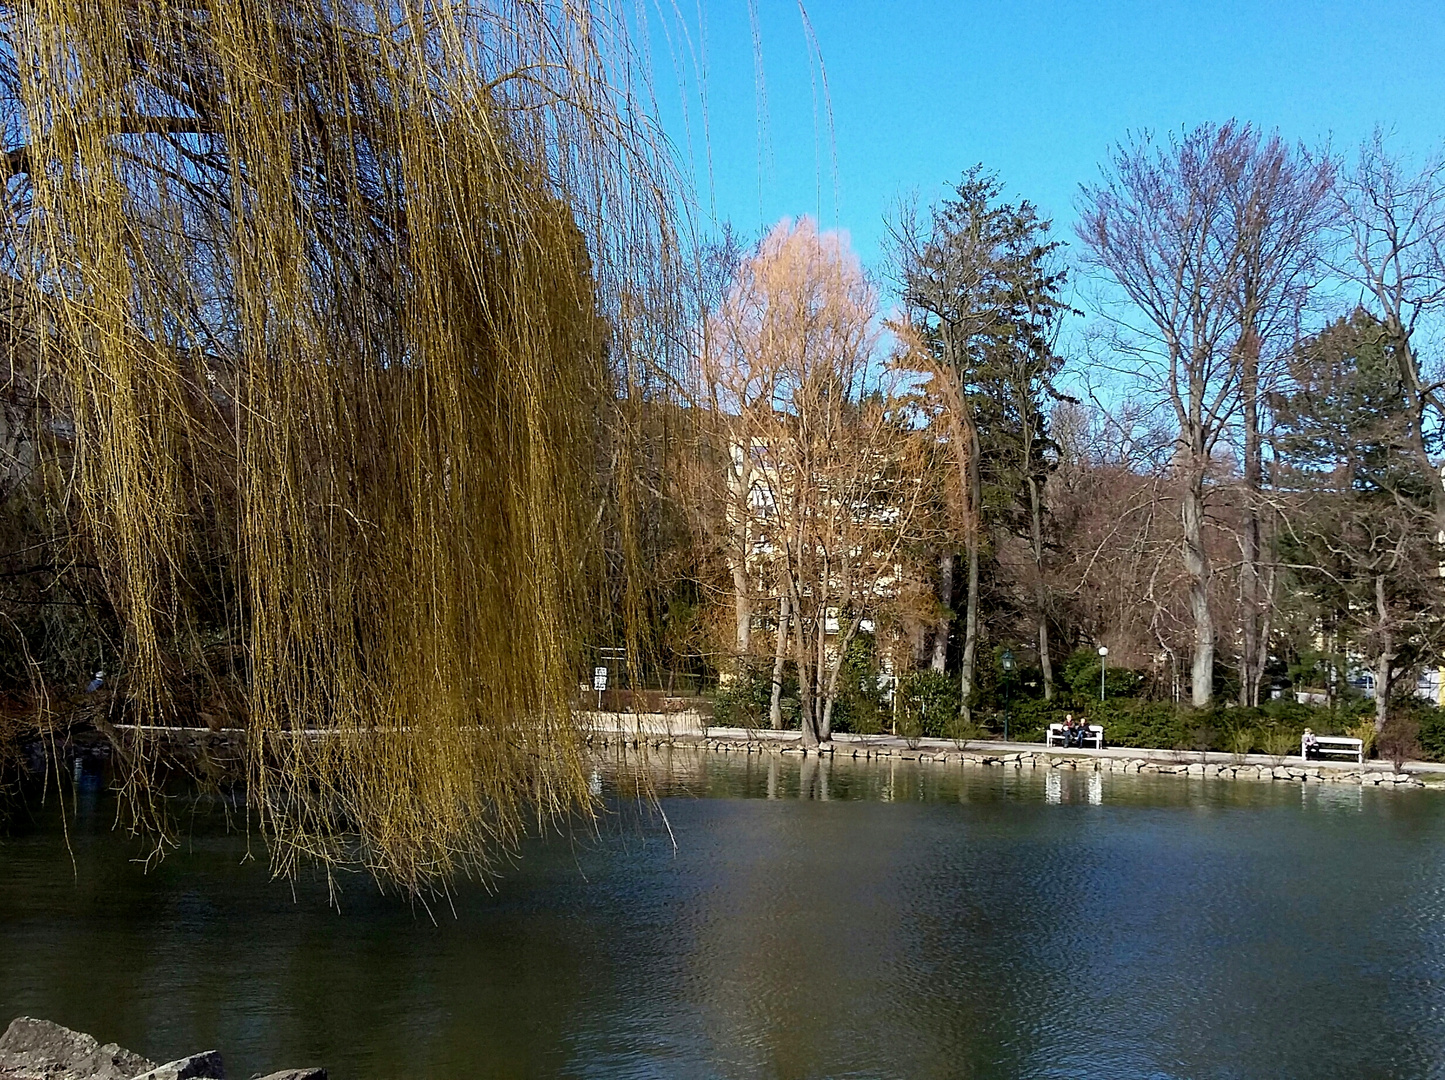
[1061,648,1145,705]
[1417,706,1445,762]
[943,712,986,747]
[1079,699,1195,749]
[998,697,1054,742]
[897,669,961,739]
[1228,725,1255,762]
[1262,726,1295,766]
[1378,714,1421,771]
[830,636,889,735]
[710,660,774,729]
[896,704,923,748]
[973,694,1392,758]
[1345,718,1377,760]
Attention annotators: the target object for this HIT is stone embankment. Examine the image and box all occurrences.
[585,719,1436,789]
[0,1018,323,1080]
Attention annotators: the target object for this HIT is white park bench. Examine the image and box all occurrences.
[1302,734,1364,764]
[1046,723,1104,750]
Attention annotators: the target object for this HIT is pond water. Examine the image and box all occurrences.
[3,751,1445,1080]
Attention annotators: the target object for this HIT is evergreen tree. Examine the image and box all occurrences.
[890,167,1070,711]
[1274,310,1445,729]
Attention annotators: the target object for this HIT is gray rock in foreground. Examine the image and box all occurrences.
[129,1053,223,1080]
[0,1017,155,1080]
[1,1019,324,1080]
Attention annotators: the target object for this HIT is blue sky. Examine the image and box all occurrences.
[648,0,1445,282]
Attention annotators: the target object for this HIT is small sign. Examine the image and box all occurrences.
[592,666,608,691]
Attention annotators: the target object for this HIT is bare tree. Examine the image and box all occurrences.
[1222,131,1334,705]
[698,218,925,746]
[1079,123,1258,706]
[1335,132,1445,538]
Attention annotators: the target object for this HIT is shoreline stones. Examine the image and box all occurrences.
[0,1020,324,1080]
[585,734,1428,788]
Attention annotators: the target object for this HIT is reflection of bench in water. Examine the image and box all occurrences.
[1045,723,1104,749]
[1045,769,1104,805]
[1303,734,1363,763]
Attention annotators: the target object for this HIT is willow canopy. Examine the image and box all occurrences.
[0,0,680,891]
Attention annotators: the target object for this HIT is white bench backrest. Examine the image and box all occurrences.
[1303,734,1363,762]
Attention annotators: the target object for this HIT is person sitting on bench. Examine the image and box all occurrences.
[1302,727,1318,760]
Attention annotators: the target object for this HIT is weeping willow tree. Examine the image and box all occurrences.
[0,0,681,891]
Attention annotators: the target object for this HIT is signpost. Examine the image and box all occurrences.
[592,646,627,711]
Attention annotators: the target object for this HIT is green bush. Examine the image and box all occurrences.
[993,697,1053,741]
[1064,698,1368,754]
[830,636,889,735]
[1417,706,1445,761]
[956,688,1445,759]
[1078,699,1195,748]
[1061,648,1145,705]
[1379,713,1421,769]
[710,659,774,729]
[897,669,961,739]
[709,636,898,735]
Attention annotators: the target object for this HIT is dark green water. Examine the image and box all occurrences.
[3,752,1445,1079]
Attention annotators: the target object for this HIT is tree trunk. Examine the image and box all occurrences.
[1251,563,1275,706]
[796,602,819,747]
[959,428,982,719]
[817,612,835,743]
[931,551,953,672]
[1238,333,1262,706]
[1027,476,1053,701]
[1239,517,1260,706]
[769,592,789,729]
[960,532,980,718]
[726,454,752,657]
[820,616,865,745]
[1037,620,1053,701]
[820,595,832,740]
[1373,651,1391,733]
[1180,469,1214,706]
[1373,573,1393,734]
[731,560,751,656]
[909,619,926,668]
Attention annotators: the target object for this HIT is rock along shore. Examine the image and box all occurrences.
[25,716,1436,792]
[584,721,1436,789]
[0,1018,323,1080]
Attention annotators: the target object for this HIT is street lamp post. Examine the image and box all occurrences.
[1002,649,1015,743]
[1098,645,1109,702]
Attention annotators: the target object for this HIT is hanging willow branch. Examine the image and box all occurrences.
[0,0,681,892]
